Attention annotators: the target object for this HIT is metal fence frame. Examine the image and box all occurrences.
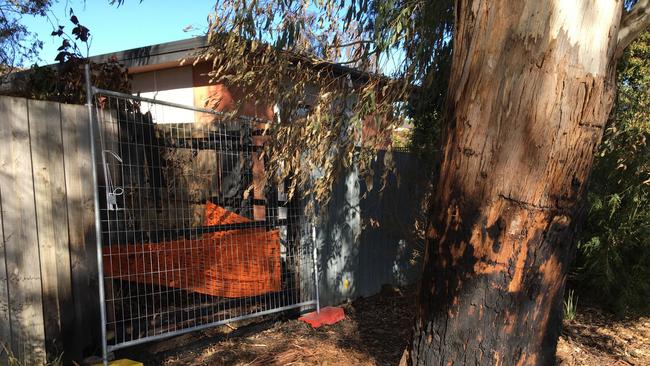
[84,65,319,365]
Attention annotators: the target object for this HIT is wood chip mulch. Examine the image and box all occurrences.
[118,286,649,366]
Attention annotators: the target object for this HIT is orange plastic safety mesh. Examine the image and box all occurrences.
[103,202,281,298]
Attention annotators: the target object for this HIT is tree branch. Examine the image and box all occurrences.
[616,0,650,57]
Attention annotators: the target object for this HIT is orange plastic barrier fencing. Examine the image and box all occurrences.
[102,202,281,298]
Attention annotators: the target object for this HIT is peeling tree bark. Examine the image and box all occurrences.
[405,1,646,365]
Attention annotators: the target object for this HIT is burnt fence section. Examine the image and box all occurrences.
[91,90,317,359]
[0,94,423,365]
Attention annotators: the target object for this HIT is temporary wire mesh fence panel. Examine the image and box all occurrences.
[91,90,316,351]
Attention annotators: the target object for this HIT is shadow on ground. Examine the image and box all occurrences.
[116,286,649,366]
[115,286,415,365]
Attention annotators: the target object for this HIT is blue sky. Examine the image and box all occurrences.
[19,0,402,75]
[22,0,214,65]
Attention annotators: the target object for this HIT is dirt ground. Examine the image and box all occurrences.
[118,287,650,366]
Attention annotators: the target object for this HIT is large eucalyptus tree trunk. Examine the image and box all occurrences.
[407,1,649,365]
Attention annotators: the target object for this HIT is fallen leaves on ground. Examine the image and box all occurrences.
[119,286,649,366]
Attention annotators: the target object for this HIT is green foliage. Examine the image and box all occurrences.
[1,0,132,80]
[405,1,453,161]
[3,8,130,104]
[8,58,130,104]
[574,30,650,315]
[202,0,646,315]
[199,0,453,204]
[0,1,54,80]
[563,290,578,321]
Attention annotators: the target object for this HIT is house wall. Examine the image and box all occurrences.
[191,62,275,121]
[130,62,274,122]
[128,63,424,306]
[130,62,392,147]
[131,66,196,123]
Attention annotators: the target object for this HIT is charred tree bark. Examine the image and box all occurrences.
[406,1,637,365]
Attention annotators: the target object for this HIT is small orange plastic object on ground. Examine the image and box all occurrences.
[299,306,345,328]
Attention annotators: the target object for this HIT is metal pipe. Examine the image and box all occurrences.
[160,137,263,152]
[85,64,109,366]
[106,300,317,351]
[312,224,320,314]
[92,87,270,123]
[108,218,291,243]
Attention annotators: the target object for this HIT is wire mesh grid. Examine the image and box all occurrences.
[90,89,316,352]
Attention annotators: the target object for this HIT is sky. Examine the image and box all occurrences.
[18,0,402,75]
[21,0,215,65]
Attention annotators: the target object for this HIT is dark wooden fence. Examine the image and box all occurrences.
[0,96,100,365]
